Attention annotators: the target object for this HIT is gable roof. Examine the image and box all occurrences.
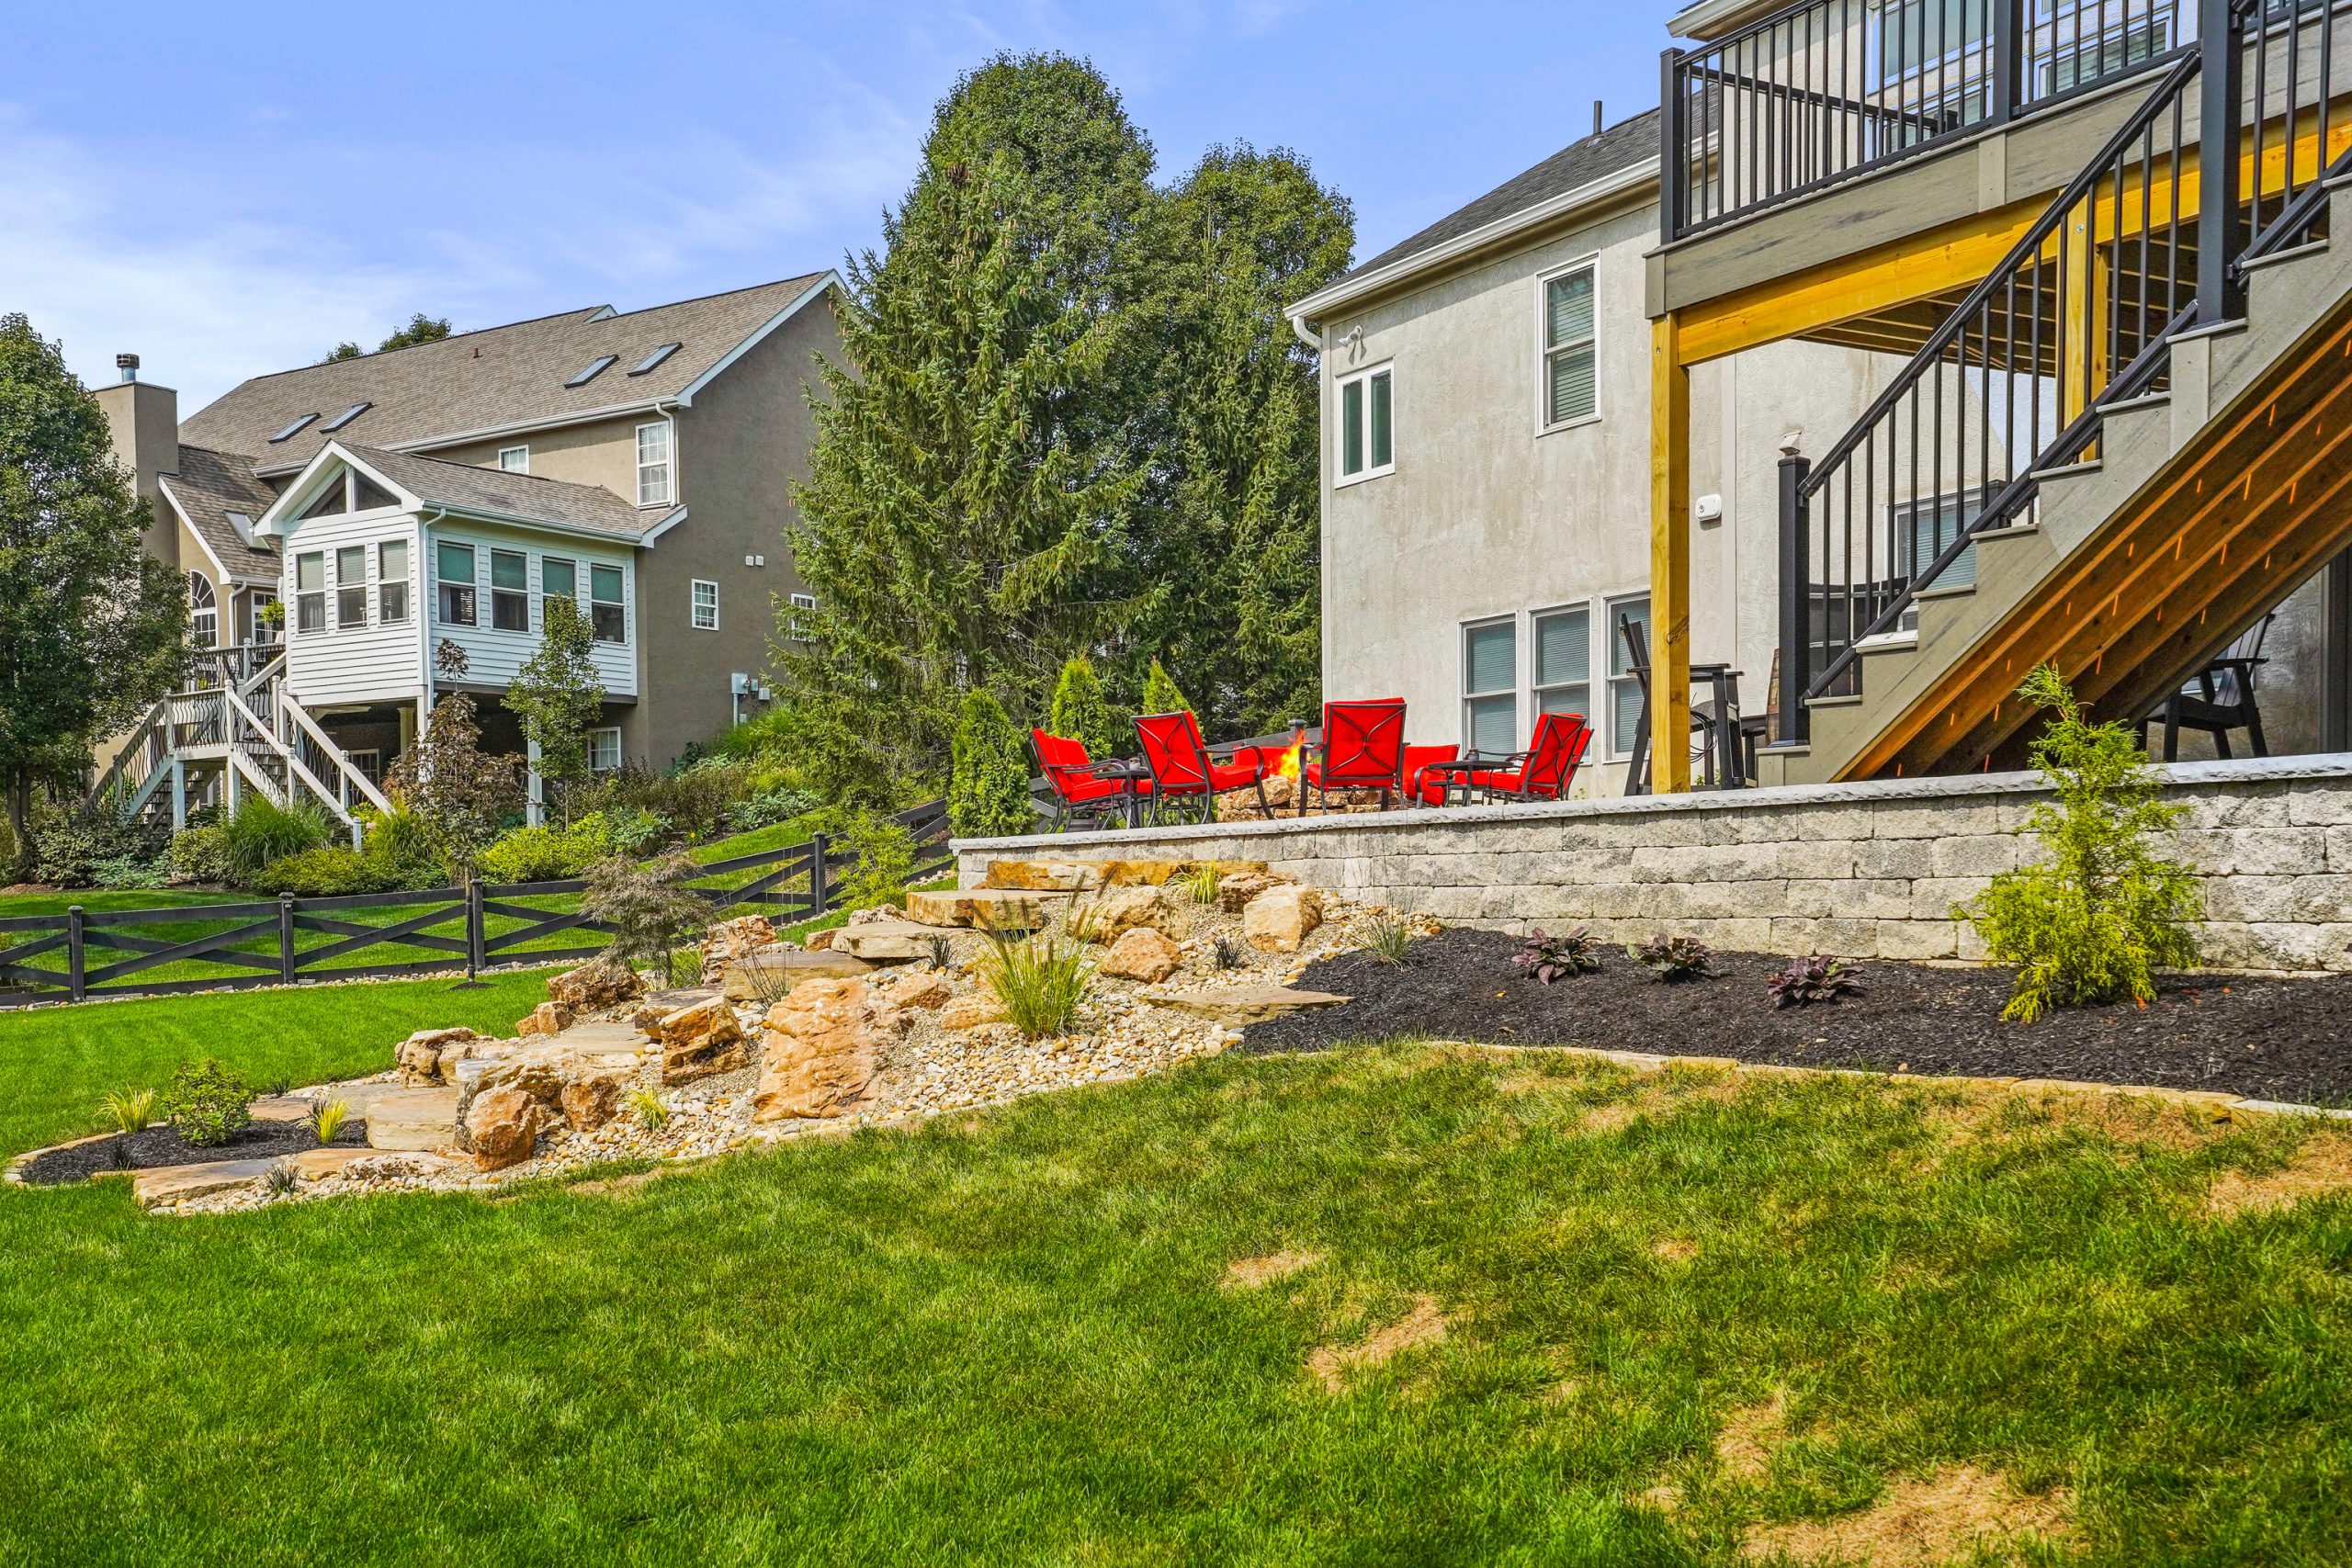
[1290,110,1661,322]
[181,273,833,474]
[262,442,648,540]
[159,446,279,581]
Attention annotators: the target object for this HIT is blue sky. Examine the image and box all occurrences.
[8,2,1678,412]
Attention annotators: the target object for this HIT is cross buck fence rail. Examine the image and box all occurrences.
[0,801,950,1010]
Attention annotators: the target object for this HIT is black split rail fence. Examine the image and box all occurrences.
[0,801,949,1010]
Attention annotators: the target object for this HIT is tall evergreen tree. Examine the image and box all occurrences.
[1046,656,1121,759]
[0,314,187,871]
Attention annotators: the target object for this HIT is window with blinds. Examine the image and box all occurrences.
[1542,263,1597,429]
[1462,618,1518,755]
[1605,595,1651,759]
[1532,605,1590,721]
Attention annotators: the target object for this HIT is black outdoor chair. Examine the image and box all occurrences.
[2138,612,2275,761]
[1619,614,1754,795]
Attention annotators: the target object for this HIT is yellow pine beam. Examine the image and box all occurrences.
[1650,312,1692,795]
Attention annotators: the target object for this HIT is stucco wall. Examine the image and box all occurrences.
[955,758,2352,974]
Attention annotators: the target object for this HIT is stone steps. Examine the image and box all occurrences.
[978,858,1268,892]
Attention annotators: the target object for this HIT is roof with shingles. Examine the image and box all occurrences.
[333,443,647,537]
[180,273,831,472]
[159,445,279,580]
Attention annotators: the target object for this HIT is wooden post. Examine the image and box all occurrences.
[2061,195,2097,426]
[66,905,86,1004]
[1650,312,1693,794]
[465,879,486,980]
[808,832,831,919]
[277,894,297,984]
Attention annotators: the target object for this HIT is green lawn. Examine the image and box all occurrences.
[3,998,2350,1563]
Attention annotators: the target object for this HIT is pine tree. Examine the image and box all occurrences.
[0,314,188,872]
[1046,656,1122,759]
[506,596,604,819]
[1141,659,1193,718]
[949,689,1032,839]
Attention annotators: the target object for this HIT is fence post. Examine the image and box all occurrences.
[277,894,297,984]
[66,905,85,1003]
[1778,450,1814,745]
[2199,0,2246,323]
[808,832,830,919]
[1659,48,1689,240]
[466,879,487,980]
[1989,0,2024,125]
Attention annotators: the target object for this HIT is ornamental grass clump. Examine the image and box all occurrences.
[977,907,1096,1039]
[1513,926,1600,984]
[1629,935,1715,983]
[1962,664,2200,1022]
[308,1097,352,1146]
[1767,955,1863,1009]
[99,1088,156,1135]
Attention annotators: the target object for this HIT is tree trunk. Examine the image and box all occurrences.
[7,769,30,883]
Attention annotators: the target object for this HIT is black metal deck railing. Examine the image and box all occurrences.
[1666,0,2194,239]
[1774,0,2352,739]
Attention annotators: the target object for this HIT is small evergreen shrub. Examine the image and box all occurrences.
[1514,926,1601,984]
[478,813,618,884]
[838,813,919,911]
[949,689,1033,839]
[1962,664,2201,1022]
[220,797,332,877]
[1767,955,1863,1009]
[1047,656,1124,760]
[165,824,234,886]
[1141,659,1193,716]
[160,1058,254,1147]
[1628,935,1715,983]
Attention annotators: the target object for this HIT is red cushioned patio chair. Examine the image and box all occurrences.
[1453,711,1591,805]
[1032,729,1149,830]
[1135,710,1271,825]
[1299,699,1408,815]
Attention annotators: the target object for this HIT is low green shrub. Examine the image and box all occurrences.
[88,853,164,890]
[160,1058,254,1147]
[28,801,158,887]
[247,846,400,897]
[220,797,333,877]
[725,787,820,836]
[356,806,446,885]
[1962,664,2201,1022]
[605,806,673,855]
[478,813,618,884]
[165,824,234,886]
[837,813,918,911]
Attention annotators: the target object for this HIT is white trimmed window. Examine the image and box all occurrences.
[435,541,477,626]
[589,563,627,644]
[1540,261,1599,430]
[378,540,410,625]
[787,591,816,642]
[334,545,368,629]
[1605,594,1652,761]
[294,552,327,634]
[1462,616,1518,756]
[588,727,622,773]
[1532,604,1591,721]
[1337,364,1394,483]
[541,556,578,626]
[691,579,718,630]
[497,445,530,474]
[635,421,673,507]
[187,573,218,649]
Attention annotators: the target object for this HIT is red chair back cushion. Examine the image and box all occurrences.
[1523,712,1591,798]
[1032,729,1096,802]
[1136,711,1213,794]
[1316,701,1407,788]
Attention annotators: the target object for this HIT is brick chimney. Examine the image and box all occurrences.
[91,354,181,569]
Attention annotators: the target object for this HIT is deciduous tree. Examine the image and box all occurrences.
[506,596,604,819]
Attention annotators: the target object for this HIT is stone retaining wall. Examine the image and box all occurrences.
[954,757,2352,973]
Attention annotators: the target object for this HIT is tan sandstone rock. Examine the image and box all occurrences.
[885,970,955,1010]
[699,915,777,983]
[395,1027,479,1087]
[1089,886,1173,942]
[515,1001,574,1038]
[548,956,645,1012]
[1216,871,1284,913]
[939,993,1010,1031]
[558,1070,625,1132]
[466,1084,554,1171]
[656,998,751,1086]
[1099,927,1182,984]
[1242,885,1323,952]
[805,928,838,951]
[754,977,889,1121]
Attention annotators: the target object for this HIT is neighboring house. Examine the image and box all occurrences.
[93,274,839,828]
[1286,110,1904,795]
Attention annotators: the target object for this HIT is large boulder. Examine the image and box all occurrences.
[548,956,645,1012]
[1099,927,1182,984]
[655,998,751,1086]
[1216,871,1284,914]
[753,977,892,1121]
[465,1085,554,1171]
[1242,885,1323,953]
[558,1069,625,1132]
[515,1001,574,1038]
[1089,886,1172,943]
[699,915,777,984]
[395,1027,479,1087]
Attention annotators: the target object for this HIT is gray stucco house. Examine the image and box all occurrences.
[94,274,839,828]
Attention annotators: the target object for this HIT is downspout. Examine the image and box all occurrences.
[1289,312,1322,353]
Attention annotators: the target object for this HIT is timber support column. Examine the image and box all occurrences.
[1650,312,1692,794]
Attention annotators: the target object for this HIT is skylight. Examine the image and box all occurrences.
[565,355,618,389]
[627,343,681,376]
[321,401,371,432]
[267,413,319,444]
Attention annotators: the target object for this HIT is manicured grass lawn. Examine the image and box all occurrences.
[0,887,246,917]
[0,970,553,1156]
[4,1021,2350,1563]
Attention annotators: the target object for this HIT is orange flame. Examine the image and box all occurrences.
[1274,740,1304,780]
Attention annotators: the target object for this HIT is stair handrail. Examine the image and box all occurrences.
[86,697,170,810]
[1785,44,2211,719]
[278,687,393,816]
[221,685,361,836]
[236,649,286,701]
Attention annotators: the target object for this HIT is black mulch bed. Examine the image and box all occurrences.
[1240,926,2352,1106]
[17,1119,369,1187]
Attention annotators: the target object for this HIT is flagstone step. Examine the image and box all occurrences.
[1138,985,1351,1026]
[904,888,1066,930]
[348,1087,461,1152]
[829,919,952,962]
[132,1157,277,1209]
[721,947,875,1000]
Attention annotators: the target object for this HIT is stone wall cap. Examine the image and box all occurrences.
[953,752,2352,853]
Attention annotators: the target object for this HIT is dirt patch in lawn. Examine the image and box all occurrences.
[1308,1293,1449,1392]
[16,1119,368,1185]
[1715,1393,1788,1481]
[1245,926,2352,1105]
[1653,1237,1700,1265]
[1742,1465,2073,1565]
[2203,1137,2352,1217]
[1225,1249,1324,1290]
